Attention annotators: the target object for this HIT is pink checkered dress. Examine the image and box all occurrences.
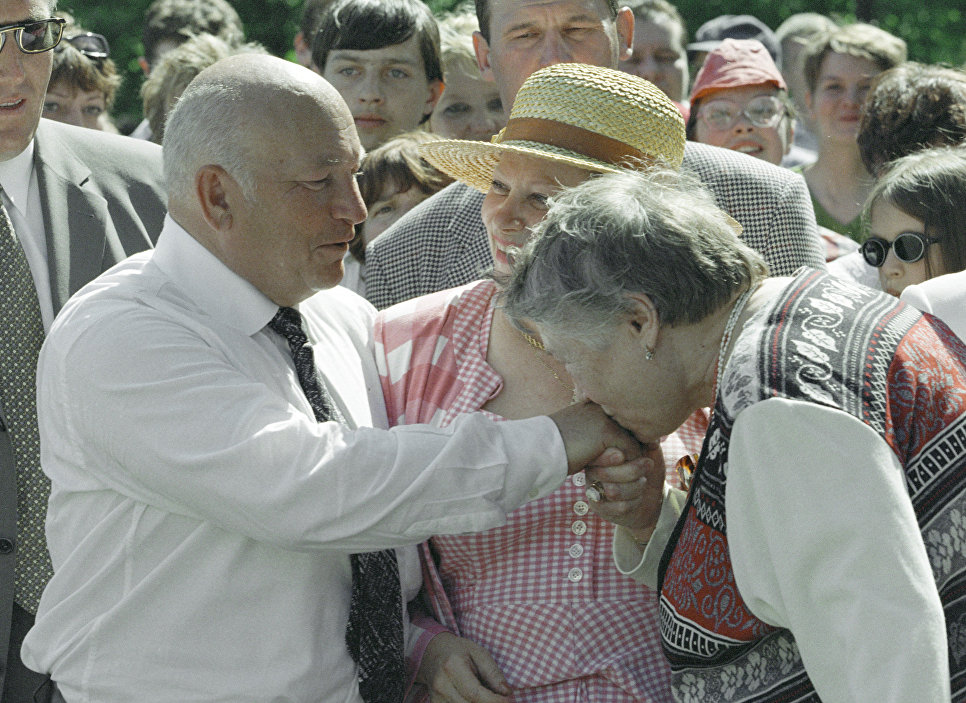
[375,281,707,703]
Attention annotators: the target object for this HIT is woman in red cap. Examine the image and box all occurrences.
[687,38,856,261]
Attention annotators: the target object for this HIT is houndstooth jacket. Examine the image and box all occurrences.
[365,141,826,310]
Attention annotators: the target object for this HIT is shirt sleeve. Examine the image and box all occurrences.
[46,305,567,553]
[613,483,687,588]
[726,397,950,703]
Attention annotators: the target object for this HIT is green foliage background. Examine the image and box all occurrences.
[65,0,966,134]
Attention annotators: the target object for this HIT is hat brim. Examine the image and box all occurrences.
[419,138,622,194]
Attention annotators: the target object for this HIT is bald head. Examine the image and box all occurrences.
[163,54,354,208]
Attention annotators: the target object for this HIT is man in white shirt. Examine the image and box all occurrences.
[20,54,644,703]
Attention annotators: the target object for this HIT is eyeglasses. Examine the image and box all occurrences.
[0,18,65,54]
[65,31,109,60]
[861,232,943,267]
[697,95,786,131]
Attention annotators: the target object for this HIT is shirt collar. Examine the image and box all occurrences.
[151,214,281,337]
[0,142,35,216]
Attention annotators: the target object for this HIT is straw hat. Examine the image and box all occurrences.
[418,62,686,193]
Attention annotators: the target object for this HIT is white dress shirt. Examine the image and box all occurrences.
[22,216,567,703]
[901,270,966,340]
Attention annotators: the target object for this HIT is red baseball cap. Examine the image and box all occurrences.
[690,38,787,104]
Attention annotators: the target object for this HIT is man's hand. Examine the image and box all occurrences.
[548,401,643,474]
[585,442,666,543]
[416,632,511,703]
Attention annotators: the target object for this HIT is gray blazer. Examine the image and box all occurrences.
[365,141,827,310]
[0,119,166,691]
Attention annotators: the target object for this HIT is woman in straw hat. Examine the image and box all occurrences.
[375,63,698,701]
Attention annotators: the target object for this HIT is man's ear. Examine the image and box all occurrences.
[138,56,150,76]
[195,165,236,233]
[473,31,495,82]
[615,7,634,62]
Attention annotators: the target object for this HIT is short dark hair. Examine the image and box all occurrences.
[858,62,966,174]
[865,146,966,278]
[142,0,244,66]
[801,23,906,96]
[300,0,334,40]
[350,130,453,262]
[312,0,442,84]
[474,0,619,43]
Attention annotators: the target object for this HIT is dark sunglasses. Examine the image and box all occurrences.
[65,31,109,59]
[0,17,65,54]
[861,231,943,267]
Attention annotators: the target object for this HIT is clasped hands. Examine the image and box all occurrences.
[550,400,666,545]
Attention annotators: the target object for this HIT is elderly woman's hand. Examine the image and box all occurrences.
[584,442,666,543]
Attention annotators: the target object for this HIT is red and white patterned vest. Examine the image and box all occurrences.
[659,270,966,702]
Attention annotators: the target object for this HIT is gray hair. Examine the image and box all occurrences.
[143,34,268,144]
[503,168,768,347]
[162,74,257,204]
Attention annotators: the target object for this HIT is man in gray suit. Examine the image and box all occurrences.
[365,0,826,310]
[0,3,165,701]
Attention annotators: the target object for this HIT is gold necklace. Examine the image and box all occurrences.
[520,330,579,404]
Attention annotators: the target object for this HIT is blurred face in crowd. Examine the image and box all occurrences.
[807,52,879,145]
[620,15,687,102]
[43,80,106,130]
[693,85,791,165]
[481,152,591,275]
[322,35,443,150]
[360,183,432,246]
[867,200,945,297]
[430,67,504,141]
[474,0,633,112]
[0,0,56,160]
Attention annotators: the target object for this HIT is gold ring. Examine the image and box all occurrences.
[586,481,606,502]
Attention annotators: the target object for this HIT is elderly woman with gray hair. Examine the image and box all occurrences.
[504,166,966,702]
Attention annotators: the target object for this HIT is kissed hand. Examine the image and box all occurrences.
[549,401,642,474]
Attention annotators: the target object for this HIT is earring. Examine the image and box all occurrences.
[644,345,654,361]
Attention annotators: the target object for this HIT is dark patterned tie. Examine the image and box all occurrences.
[268,306,404,702]
[0,192,53,614]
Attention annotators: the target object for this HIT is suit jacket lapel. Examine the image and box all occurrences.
[33,121,113,315]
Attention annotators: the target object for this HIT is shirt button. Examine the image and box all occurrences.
[527,488,539,500]
[572,473,586,487]
[573,501,589,516]
[568,567,583,582]
[571,520,587,536]
[568,543,584,558]
[0,538,13,554]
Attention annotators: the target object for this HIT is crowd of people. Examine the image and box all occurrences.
[1,0,965,702]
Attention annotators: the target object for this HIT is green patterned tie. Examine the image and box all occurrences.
[0,193,53,614]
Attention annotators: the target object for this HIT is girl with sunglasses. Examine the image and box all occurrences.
[862,145,966,297]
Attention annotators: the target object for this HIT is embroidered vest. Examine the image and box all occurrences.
[658,270,966,702]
